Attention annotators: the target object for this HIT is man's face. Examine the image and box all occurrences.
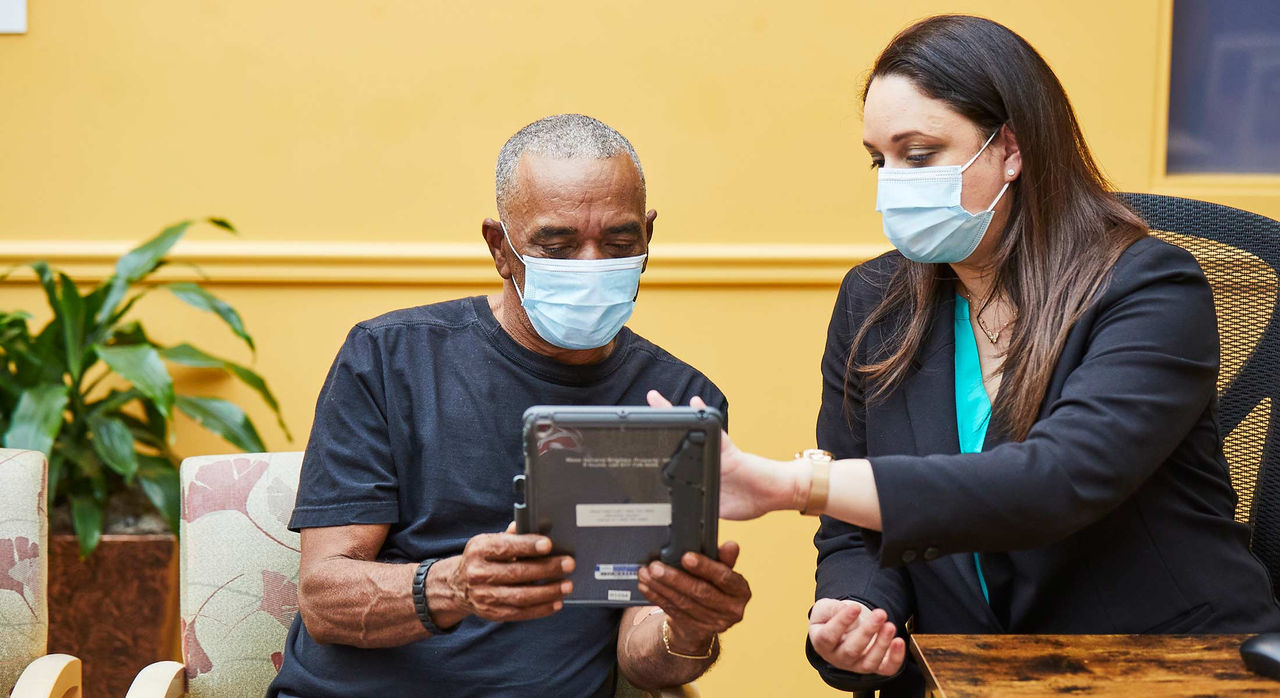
[502,152,654,265]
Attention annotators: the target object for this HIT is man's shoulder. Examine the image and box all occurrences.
[353,296,483,336]
[621,330,725,399]
[624,329,705,375]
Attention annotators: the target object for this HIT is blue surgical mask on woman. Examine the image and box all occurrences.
[500,221,646,350]
[875,130,1011,263]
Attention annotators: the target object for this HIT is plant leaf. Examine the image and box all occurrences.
[164,283,255,352]
[87,388,141,416]
[92,220,192,326]
[48,451,65,503]
[137,454,180,534]
[206,217,237,233]
[3,383,69,456]
[116,221,192,283]
[53,434,108,502]
[70,495,103,558]
[110,320,150,346]
[96,344,174,418]
[57,273,87,381]
[89,415,139,480]
[28,261,59,314]
[175,395,265,453]
[160,343,290,439]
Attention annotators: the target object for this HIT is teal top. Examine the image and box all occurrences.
[954,292,994,603]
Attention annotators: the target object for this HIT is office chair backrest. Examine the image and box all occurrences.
[1118,192,1280,598]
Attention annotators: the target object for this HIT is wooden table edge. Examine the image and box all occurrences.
[907,635,944,698]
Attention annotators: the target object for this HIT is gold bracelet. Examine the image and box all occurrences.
[796,449,833,515]
[661,618,717,660]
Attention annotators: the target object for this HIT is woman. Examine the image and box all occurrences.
[646,14,1280,695]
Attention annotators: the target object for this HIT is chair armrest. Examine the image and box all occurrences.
[124,661,185,698]
[11,654,81,698]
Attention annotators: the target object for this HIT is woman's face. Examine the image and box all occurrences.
[862,73,1019,267]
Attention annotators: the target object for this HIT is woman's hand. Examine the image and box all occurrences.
[645,390,803,520]
[808,598,905,676]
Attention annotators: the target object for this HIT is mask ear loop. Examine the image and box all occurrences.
[984,181,1012,212]
[959,128,1011,212]
[961,128,1002,172]
[500,220,528,302]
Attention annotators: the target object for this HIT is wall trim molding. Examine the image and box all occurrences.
[0,240,887,287]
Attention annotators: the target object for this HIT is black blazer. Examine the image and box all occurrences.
[809,237,1280,693]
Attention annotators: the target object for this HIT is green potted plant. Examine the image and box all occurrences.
[0,218,288,696]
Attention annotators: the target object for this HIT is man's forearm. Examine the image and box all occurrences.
[299,555,468,647]
[618,610,718,689]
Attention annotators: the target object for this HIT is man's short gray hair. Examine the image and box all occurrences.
[495,114,645,218]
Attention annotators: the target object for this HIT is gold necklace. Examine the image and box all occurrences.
[975,313,1013,345]
[961,291,1014,345]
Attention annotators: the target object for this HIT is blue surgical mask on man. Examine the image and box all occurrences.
[500,221,646,350]
[875,130,1011,264]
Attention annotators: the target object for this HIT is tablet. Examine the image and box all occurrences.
[513,405,722,606]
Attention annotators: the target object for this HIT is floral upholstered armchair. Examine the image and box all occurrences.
[127,452,304,698]
[125,451,696,698]
[0,448,83,698]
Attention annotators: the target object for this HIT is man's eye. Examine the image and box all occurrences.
[542,246,572,256]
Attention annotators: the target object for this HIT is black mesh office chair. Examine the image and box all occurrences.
[1117,192,1280,598]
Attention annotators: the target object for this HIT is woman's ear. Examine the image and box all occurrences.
[1001,125,1022,181]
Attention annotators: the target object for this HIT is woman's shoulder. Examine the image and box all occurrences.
[838,249,905,307]
[1103,234,1208,299]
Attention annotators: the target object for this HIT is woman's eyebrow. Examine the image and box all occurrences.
[863,129,935,149]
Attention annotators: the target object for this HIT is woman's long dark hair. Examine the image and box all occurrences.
[849,15,1147,440]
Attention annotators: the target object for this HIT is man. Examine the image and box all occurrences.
[269,114,751,697]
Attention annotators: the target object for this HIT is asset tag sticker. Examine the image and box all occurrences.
[608,589,632,602]
[595,563,641,581]
[576,503,672,527]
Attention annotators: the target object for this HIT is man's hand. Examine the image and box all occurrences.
[434,523,575,625]
[636,541,751,653]
[809,598,905,676]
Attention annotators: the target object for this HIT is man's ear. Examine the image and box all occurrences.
[1000,125,1022,181]
[642,209,657,272]
[482,218,512,279]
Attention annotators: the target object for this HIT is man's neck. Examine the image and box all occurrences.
[487,292,616,365]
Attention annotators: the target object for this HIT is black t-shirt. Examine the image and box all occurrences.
[269,296,728,698]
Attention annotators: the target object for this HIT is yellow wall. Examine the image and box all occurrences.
[2,1,1278,695]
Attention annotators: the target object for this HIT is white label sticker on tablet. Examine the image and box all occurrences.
[595,564,641,580]
[576,503,672,527]
[608,589,632,602]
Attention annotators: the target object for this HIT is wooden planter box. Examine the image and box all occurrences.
[47,533,181,698]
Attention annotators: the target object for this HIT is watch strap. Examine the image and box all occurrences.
[797,449,834,516]
[412,558,457,635]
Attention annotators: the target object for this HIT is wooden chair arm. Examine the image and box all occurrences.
[11,654,82,698]
[124,661,185,698]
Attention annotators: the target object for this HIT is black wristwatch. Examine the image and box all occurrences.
[412,558,457,635]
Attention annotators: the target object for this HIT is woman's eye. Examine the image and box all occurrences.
[906,152,934,165]
[869,158,884,170]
